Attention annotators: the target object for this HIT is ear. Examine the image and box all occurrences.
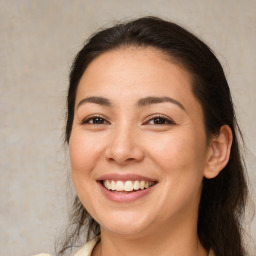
[204,125,233,179]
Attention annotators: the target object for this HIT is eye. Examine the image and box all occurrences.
[82,115,109,125]
[144,115,175,125]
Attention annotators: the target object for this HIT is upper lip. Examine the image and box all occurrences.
[96,173,157,182]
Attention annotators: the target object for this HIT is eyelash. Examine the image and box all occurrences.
[81,115,109,125]
[143,114,176,125]
[82,114,175,126]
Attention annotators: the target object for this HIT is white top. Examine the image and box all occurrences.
[33,236,100,256]
[74,236,101,256]
[34,236,215,256]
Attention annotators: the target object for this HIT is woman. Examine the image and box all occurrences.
[36,16,248,256]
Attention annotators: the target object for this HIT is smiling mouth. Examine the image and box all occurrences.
[101,180,157,192]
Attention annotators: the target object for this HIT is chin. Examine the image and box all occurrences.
[98,212,152,236]
[103,223,148,236]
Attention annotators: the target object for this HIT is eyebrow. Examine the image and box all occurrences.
[77,96,186,111]
[137,96,185,110]
[77,96,112,108]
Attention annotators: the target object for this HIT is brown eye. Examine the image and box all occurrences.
[146,115,175,125]
[151,117,170,124]
[82,116,109,125]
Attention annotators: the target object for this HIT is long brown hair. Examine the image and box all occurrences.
[57,17,248,256]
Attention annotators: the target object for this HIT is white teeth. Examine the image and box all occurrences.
[124,181,133,191]
[103,180,155,192]
[140,180,145,189]
[133,180,140,190]
[105,180,111,190]
[111,180,116,190]
[116,181,124,191]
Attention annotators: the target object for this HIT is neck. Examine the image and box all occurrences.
[93,216,208,256]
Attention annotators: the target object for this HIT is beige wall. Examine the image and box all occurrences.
[1,0,255,255]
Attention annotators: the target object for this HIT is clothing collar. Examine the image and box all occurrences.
[74,236,215,256]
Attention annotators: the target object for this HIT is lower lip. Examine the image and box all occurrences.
[98,182,156,203]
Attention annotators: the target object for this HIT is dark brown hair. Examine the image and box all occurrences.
[58,16,248,256]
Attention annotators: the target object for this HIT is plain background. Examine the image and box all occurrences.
[1,0,255,255]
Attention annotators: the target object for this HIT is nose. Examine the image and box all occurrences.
[105,125,144,165]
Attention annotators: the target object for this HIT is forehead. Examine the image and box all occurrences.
[77,47,194,99]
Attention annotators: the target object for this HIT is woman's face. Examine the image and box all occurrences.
[69,47,211,236]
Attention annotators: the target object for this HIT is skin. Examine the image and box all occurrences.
[69,47,232,256]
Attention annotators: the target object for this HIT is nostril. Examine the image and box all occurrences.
[127,158,136,161]
[107,157,116,162]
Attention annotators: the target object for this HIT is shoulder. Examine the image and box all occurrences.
[74,236,100,256]
[33,236,100,256]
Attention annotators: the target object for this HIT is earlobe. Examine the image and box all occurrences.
[204,125,233,179]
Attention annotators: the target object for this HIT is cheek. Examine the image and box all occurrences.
[69,130,106,216]
[69,129,105,182]
[147,129,207,195]
[151,133,204,169]
[155,133,206,207]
